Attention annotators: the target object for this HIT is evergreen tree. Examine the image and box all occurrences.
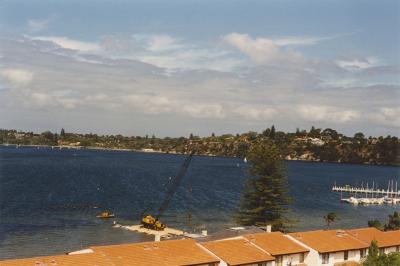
[385,211,400,231]
[270,125,276,139]
[368,219,383,230]
[60,128,65,138]
[363,240,400,266]
[235,140,292,232]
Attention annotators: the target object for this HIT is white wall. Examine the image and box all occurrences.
[285,235,319,266]
[319,250,361,266]
[276,253,307,266]
[385,246,400,254]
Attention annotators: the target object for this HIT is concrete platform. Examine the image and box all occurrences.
[113,224,184,240]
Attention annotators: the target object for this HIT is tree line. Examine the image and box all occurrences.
[1,125,399,166]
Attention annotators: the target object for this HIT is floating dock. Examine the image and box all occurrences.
[113,224,184,240]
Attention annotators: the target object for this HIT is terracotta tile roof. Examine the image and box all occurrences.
[91,238,219,266]
[0,253,110,266]
[202,238,275,266]
[244,232,309,256]
[289,229,369,253]
[347,227,400,248]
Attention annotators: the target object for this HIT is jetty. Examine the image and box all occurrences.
[332,180,400,205]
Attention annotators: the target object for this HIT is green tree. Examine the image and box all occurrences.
[60,128,65,138]
[363,240,400,266]
[368,219,383,230]
[385,211,400,231]
[235,141,292,232]
[270,125,276,139]
[323,212,339,227]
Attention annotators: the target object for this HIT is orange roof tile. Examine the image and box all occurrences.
[244,232,309,256]
[91,238,219,266]
[347,227,400,248]
[202,238,275,266]
[289,230,369,253]
[0,253,110,266]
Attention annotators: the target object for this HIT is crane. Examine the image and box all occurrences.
[141,150,195,231]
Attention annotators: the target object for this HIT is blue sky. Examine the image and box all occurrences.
[0,0,399,136]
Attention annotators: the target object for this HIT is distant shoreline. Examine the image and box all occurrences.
[2,143,398,167]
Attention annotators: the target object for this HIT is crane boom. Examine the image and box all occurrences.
[156,150,195,219]
[141,150,195,231]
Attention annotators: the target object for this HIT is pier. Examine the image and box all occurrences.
[332,180,400,205]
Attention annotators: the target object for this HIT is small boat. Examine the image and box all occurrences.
[96,211,115,218]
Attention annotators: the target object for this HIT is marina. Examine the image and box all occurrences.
[332,180,400,205]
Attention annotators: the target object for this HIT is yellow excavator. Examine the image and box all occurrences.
[141,151,195,231]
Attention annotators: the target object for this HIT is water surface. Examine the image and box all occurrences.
[0,146,399,259]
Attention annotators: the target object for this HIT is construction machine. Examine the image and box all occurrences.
[141,151,195,231]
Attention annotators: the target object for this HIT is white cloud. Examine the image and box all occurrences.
[1,36,399,136]
[336,57,379,72]
[27,17,52,32]
[369,107,400,128]
[31,36,102,53]
[223,33,305,65]
[147,35,183,52]
[272,36,334,46]
[234,105,277,120]
[0,68,34,87]
[298,105,360,123]
[181,103,226,119]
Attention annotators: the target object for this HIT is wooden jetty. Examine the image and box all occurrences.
[332,180,400,205]
[332,181,400,197]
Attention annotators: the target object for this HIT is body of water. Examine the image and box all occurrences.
[0,146,399,259]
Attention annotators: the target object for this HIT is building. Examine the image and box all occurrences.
[202,237,275,266]
[244,232,309,266]
[288,230,369,266]
[0,253,110,266]
[347,227,400,254]
[0,239,219,266]
[1,227,399,266]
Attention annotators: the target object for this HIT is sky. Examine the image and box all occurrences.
[0,0,399,137]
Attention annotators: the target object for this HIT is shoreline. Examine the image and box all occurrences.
[1,143,398,167]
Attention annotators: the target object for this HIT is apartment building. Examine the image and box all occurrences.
[288,230,369,266]
[347,227,400,254]
[202,237,275,266]
[0,239,220,266]
[244,232,309,266]
[1,227,399,266]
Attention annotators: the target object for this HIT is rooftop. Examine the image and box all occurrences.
[244,232,309,256]
[347,227,400,248]
[289,229,369,253]
[202,238,275,266]
[90,238,219,266]
[0,253,110,266]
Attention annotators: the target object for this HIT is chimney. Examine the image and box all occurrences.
[266,225,272,233]
[154,234,161,242]
[201,230,208,236]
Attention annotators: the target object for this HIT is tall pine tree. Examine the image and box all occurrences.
[235,140,292,232]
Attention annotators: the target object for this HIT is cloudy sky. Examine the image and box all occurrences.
[0,0,399,137]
